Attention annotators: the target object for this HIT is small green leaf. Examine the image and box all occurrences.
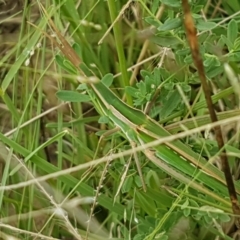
[176,48,190,56]
[153,68,162,86]
[77,83,87,90]
[134,175,143,188]
[192,5,204,14]
[180,199,189,209]
[206,65,223,78]
[204,56,215,67]
[234,37,240,50]
[63,59,77,74]
[184,54,193,64]
[203,215,213,224]
[216,35,226,49]
[55,55,65,70]
[151,0,160,14]
[125,86,138,97]
[55,55,77,74]
[212,57,221,66]
[183,207,191,217]
[72,42,82,59]
[135,192,156,216]
[180,83,191,92]
[122,177,133,193]
[228,19,238,44]
[158,18,182,31]
[189,199,199,208]
[164,82,174,90]
[219,214,231,223]
[228,52,240,61]
[140,70,151,78]
[160,90,181,119]
[150,35,182,47]
[196,21,217,31]
[137,81,146,95]
[95,130,109,136]
[221,35,234,51]
[56,90,91,102]
[101,73,113,87]
[98,116,109,124]
[144,16,161,28]
[160,0,181,7]
[146,93,152,101]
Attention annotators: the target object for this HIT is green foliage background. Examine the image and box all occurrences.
[0,0,240,239]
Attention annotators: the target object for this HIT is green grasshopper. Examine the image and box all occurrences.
[91,78,240,200]
[59,63,240,208]
[43,6,240,210]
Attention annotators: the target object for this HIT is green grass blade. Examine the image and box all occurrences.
[0,132,127,217]
[1,9,52,92]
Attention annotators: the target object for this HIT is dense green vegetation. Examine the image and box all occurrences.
[1,0,240,239]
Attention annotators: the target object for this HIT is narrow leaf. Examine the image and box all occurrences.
[160,0,181,7]
[125,86,138,97]
[72,42,82,59]
[160,90,181,119]
[145,16,161,28]
[122,177,133,193]
[63,59,78,74]
[158,18,182,31]
[196,21,217,31]
[227,19,238,45]
[56,90,90,102]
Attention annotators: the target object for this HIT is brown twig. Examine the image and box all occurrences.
[181,0,240,227]
[38,3,82,71]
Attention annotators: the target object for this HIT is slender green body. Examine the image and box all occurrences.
[90,81,240,200]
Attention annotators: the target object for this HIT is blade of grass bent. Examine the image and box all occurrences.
[1,9,51,92]
[165,110,240,133]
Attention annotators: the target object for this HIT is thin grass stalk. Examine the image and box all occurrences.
[107,0,132,105]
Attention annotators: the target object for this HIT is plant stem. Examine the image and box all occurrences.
[107,0,132,105]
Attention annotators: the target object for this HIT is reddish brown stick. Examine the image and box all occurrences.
[181,0,240,227]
